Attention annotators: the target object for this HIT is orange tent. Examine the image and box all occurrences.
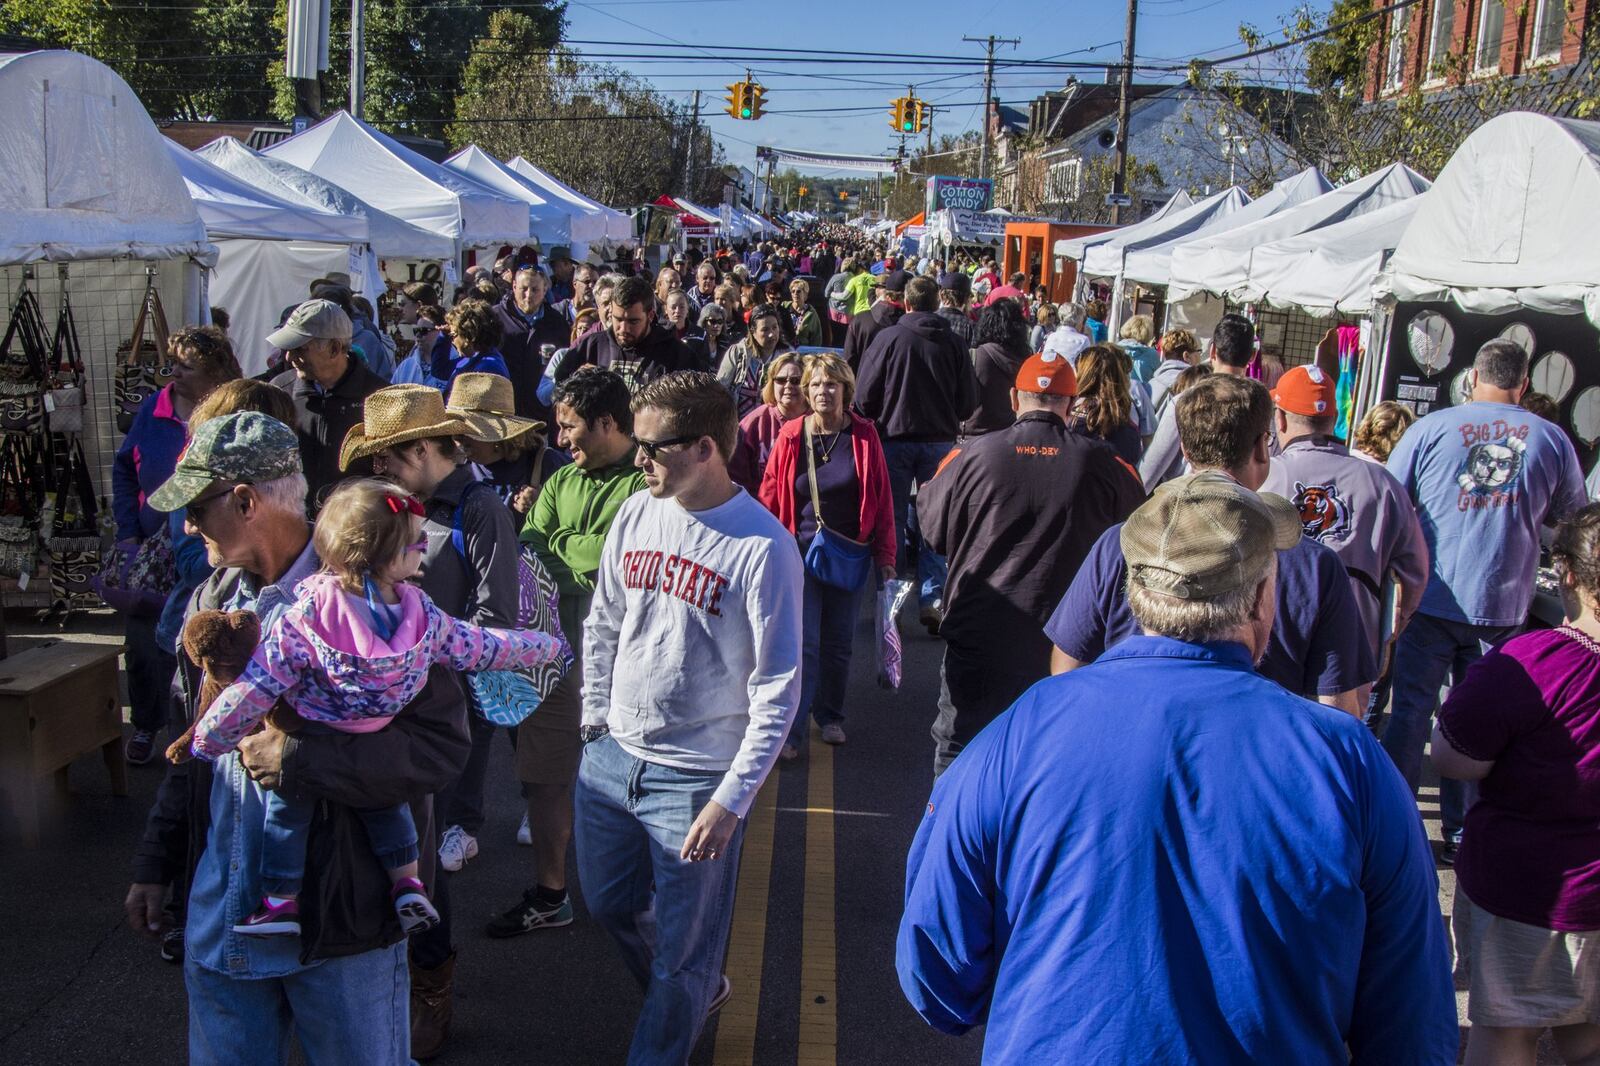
[895,211,925,236]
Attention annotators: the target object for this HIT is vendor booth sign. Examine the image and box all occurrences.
[926,176,993,216]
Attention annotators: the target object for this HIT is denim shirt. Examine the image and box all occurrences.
[185,539,324,977]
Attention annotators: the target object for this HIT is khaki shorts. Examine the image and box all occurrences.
[1457,895,1600,1028]
[514,662,583,786]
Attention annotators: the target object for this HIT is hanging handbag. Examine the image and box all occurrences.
[801,418,872,592]
[0,286,50,436]
[451,482,573,726]
[46,292,86,435]
[114,274,172,433]
[44,438,100,612]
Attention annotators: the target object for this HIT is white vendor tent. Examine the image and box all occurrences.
[197,136,455,260]
[1383,112,1600,326]
[1052,190,1194,261]
[265,111,529,251]
[444,145,572,249]
[167,140,374,376]
[1167,163,1430,301]
[1076,186,1251,278]
[506,156,633,249]
[1248,195,1425,316]
[1115,167,1333,285]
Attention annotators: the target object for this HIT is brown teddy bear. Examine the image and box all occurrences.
[164,609,300,764]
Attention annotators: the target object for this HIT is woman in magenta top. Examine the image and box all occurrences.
[1434,502,1600,1066]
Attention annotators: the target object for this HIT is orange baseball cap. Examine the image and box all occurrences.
[1271,364,1336,417]
[1016,351,1078,396]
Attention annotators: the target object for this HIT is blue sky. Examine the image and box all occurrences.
[562,0,1322,177]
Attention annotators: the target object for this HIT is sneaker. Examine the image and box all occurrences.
[437,825,478,872]
[1440,838,1460,867]
[125,729,157,766]
[821,722,846,746]
[779,743,800,762]
[919,603,944,636]
[516,813,532,846]
[485,889,575,938]
[233,897,300,937]
[393,877,441,936]
[706,975,733,1019]
[159,926,184,964]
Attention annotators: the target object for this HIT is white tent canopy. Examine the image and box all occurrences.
[265,111,528,249]
[167,139,368,245]
[1078,186,1252,278]
[1052,190,1194,261]
[1383,111,1600,325]
[197,136,455,260]
[0,50,211,264]
[1115,167,1333,285]
[444,145,572,248]
[1167,163,1429,301]
[1250,196,1424,316]
[506,156,632,248]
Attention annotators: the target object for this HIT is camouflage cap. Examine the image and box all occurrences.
[1120,471,1301,600]
[148,411,302,512]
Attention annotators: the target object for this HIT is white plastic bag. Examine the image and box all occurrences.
[876,578,914,689]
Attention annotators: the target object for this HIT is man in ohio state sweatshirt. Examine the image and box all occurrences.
[576,370,803,1065]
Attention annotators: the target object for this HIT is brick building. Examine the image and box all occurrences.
[1366,0,1594,99]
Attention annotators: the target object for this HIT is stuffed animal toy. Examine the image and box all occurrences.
[164,608,300,764]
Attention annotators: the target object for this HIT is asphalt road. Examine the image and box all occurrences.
[0,607,1538,1064]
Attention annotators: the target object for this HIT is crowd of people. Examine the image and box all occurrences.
[104,225,1600,1065]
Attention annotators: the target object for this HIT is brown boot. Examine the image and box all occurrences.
[410,951,455,1061]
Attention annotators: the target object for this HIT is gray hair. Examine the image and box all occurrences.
[1125,556,1274,643]
[1061,301,1087,329]
[1474,339,1530,390]
[249,471,309,517]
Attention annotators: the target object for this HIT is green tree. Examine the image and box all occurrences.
[1305,0,1379,93]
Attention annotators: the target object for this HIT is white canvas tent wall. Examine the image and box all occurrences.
[168,139,375,376]
[265,111,529,255]
[1249,195,1424,315]
[444,146,572,249]
[1382,112,1600,326]
[1167,164,1430,301]
[0,50,214,544]
[505,156,633,251]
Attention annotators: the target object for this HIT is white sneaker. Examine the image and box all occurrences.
[438,824,479,872]
[516,812,532,846]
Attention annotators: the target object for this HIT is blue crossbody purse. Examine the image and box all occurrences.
[802,419,872,592]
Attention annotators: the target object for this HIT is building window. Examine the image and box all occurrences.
[1427,0,1456,76]
[1045,158,1082,203]
[1531,0,1566,59]
[1476,0,1506,71]
[1385,4,1412,91]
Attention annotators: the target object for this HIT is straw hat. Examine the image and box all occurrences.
[339,384,471,470]
[446,372,545,443]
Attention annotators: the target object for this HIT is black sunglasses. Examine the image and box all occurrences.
[186,483,239,523]
[632,434,701,461]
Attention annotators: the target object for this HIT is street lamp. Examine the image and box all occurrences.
[1216,123,1248,186]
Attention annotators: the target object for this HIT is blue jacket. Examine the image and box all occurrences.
[898,636,1456,1065]
[112,385,187,541]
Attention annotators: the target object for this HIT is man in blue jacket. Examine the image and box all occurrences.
[897,472,1456,1065]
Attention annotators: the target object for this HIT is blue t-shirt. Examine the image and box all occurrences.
[1387,400,1586,627]
[1045,522,1375,696]
[1120,341,1160,383]
[897,636,1457,1064]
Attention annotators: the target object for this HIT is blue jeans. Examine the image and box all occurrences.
[1380,612,1517,841]
[260,791,419,897]
[184,939,409,1065]
[883,440,952,608]
[575,734,747,1066]
[792,567,865,743]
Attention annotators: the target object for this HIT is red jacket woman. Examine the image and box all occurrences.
[760,410,895,572]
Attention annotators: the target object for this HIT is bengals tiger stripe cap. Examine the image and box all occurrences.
[1271,364,1337,417]
[1015,351,1078,397]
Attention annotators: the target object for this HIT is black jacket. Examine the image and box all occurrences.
[560,322,694,394]
[962,341,1028,438]
[130,551,471,961]
[492,294,569,423]
[919,411,1144,668]
[854,311,979,443]
[843,301,902,372]
[272,359,388,512]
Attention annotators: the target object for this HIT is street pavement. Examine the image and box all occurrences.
[0,607,1548,1064]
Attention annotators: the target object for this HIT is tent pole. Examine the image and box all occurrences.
[350,0,365,120]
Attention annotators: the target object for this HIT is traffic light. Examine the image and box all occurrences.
[839,190,849,201]
[911,99,929,134]
[889,96,909,133]
[798,185,808,197]
[725,81,748,120]
[747,82,767,120]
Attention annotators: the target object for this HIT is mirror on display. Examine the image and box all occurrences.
[1573,386,1600,447]
[1407,311,1454,376]
[1451,368,1473,406]
[1499,322,1537,356]
[1531,350,1576,403]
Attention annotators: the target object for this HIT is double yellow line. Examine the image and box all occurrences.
[713,725,837,1065]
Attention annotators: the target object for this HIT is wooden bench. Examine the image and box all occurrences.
[0,639,127,845]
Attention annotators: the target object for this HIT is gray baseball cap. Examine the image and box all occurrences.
[266,298,352,351]
[148,412,303,512]
[1121,472,1301,600]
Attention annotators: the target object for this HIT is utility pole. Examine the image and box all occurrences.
[964,34,1020,181]
[349,0,365,119]
[1111,0,1139,224]
[683,89,701,199]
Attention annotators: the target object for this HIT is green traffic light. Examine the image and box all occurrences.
[741,107,752,118]
[902,121,912,131]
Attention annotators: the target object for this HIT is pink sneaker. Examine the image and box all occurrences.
[392,877,440,935]
[233,897,300,937]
